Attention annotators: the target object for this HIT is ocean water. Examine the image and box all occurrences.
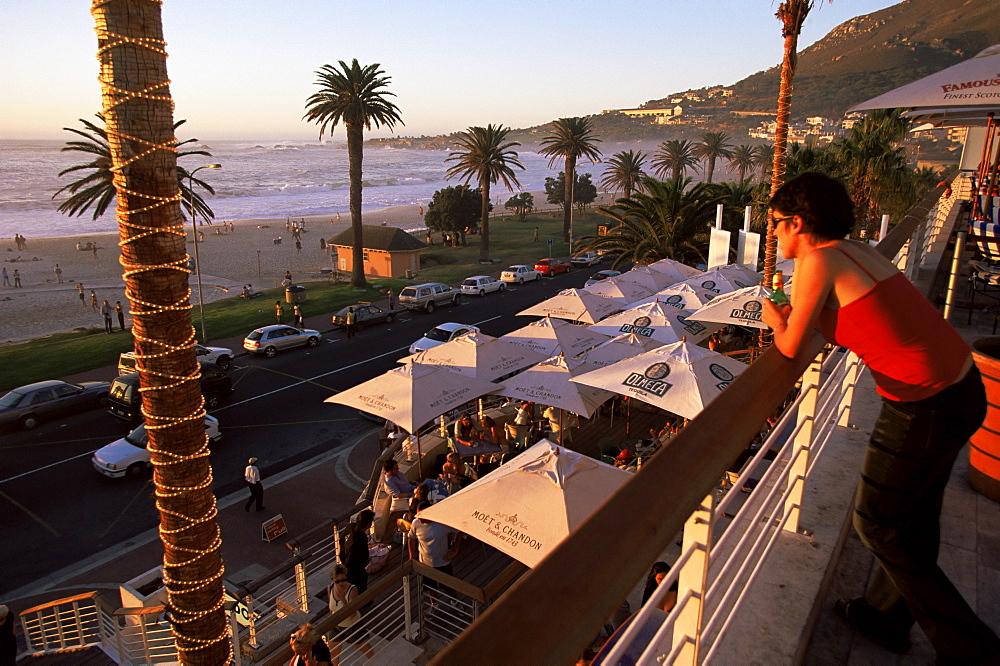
[0,139,602,240]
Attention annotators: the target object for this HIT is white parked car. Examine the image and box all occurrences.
[584,270,622,287]
[571,252,601,267]
[408,323,481,354]
[460,275,506,296]
[118,344,234,375]
[244,325,321,357]
[500,265,542,284]
[92,415,221,478]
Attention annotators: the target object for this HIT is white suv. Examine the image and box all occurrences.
[398,282,460,313]
[460,275,506,296]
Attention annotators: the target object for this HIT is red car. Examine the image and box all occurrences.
[534,258,571,276]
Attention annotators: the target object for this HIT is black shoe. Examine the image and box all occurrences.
[835,598,910,654]
[257,506,266,512]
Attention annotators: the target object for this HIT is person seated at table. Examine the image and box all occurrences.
[440,451,474,492]
[382,459,414,518]
[613,448,636,469]
[454,412,492,449]
[398,483,432,532]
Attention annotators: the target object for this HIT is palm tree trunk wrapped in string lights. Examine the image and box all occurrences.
[91,1,229,662]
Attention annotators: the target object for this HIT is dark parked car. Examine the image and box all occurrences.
[108,362,233,425]
[0,380,111,430]
[331,303,396,329]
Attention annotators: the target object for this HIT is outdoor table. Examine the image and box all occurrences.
[451,439,502,458]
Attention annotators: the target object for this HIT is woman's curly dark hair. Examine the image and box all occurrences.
[769,172,855,240]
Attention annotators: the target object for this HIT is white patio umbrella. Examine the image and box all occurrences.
[614,265,678,292]
[416,440,632,567]
[571,340,748,420]
[851,45,1000,114]
[677,267,756,296]
[645,258,702,283]
[502,316,610,357]
[627,283,717,311]
[495,354,613,418]
[583,277,658,304]
[518,288,622,324]
[714,263,763,285]
[586,300,721,345]
[399,330,547,382]
[686,285,773,330]
[576,332,663,368]
[325,362,499,435]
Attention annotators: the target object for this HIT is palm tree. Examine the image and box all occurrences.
[538,117,602,243]
[304,60,403,288]
[90,1,229,661]
[652,139,700,181]
[53,115,216,222]
[577,176,720,268]
[753,144,772,182]
[445,124,524,262]
[694,131,733,184]
[712,180,759,230]
[600,150,647,200]
[764,0,814,300]
[727,145,758,183]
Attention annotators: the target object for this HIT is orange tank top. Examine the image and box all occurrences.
[817,246,969,402]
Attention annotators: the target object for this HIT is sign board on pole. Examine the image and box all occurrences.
[547,238,553,246]
[262,514,288,543]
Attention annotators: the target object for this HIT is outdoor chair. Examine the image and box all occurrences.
[967,219,1000,332]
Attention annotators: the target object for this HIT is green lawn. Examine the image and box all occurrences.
[0,209,604,392]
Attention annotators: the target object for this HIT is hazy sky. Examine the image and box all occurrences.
[1,0,900,142]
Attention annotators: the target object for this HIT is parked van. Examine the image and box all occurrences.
[108,362,233,424]
[397,282,460,313]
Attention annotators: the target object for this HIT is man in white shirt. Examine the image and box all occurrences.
[408,501,462,577]
[244,457,264,512]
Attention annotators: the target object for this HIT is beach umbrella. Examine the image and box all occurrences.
[399,330,547,382]
[495,354,612,418]
[850,45,1000,114]
[586,300,721,346]
[571,340,748,420]
[502,316,610,357]
[576,332,663,368]
[325,362,499,434]
[416,440,632,568]
[583,277,658,304]
[714,263,763,285]
[627,283,717,311]
[645,258,702,283]
[677,267,756,296]
[613,265,678,292]
[686,285,773,330]
[517,288,622,324]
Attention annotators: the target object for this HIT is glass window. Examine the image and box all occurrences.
[30,389,56,405]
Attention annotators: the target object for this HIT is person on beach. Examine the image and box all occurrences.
[1,267,8,287]
[275,301,284,324]
[91,244,98,262]
[53,263,63,283]
[12,270,21,288]
[115,301,126,331]
[76,283,85,305]
[100,300,113,334]
[293,303,303,328]
[761,172,1000,662]
[295,239,302,254]
[90,291,99,311]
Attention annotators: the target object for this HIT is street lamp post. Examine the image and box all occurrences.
[188,163,222,344]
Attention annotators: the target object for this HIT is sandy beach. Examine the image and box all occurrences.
[0,205,426,345]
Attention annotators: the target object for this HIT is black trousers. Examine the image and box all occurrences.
[245,481,264,511]
[854,366,999,660]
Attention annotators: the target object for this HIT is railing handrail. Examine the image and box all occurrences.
[433,186,950,665]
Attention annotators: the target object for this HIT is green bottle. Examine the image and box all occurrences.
[770,270,789,306]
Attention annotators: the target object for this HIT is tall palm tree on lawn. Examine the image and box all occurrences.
[600,150,647,200]
[54,115,216,222]
[652,139,700,181]
[753,144,773,182]
[695,131,733,184]
[538,117,602,244]
[304,59,403,288]
[91,0,229,661]
[764,0,814,302]
[445,124,524,262]
[577,176,720,268]
[727,145,759,183]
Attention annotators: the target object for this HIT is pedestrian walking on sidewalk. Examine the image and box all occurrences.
[115,301,126,331]
[275,301,284,324]
[101,300,113,334]
[292,303,303,328]
[387,289,396,311]
[244,458,264,512]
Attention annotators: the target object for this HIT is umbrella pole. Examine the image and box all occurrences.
[417,433,424,479]
[559,409,563,446]
[626,397,631,438]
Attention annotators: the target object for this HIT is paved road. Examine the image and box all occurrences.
[0,268,595,594]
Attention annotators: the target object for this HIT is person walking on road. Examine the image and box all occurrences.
[345,306,357,338]
[100,300,114,334]
[387,289,397,311]
[244,457,264,512]
[292,303,303,328]
[275,301,284,324]
[11,270,20,288]
[115,301,126,331]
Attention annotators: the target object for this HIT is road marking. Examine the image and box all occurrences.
[99,479,152,539]
[0,436,109,451]
[0,488,60,536]
[0,449,96,486]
